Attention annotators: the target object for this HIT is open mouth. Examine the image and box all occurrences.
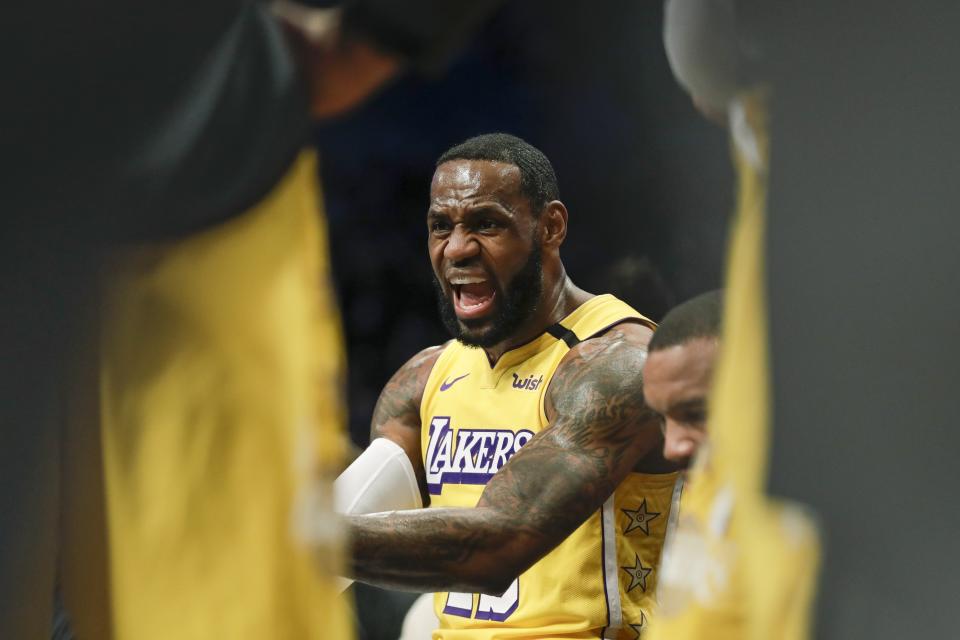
[450,275,496,320]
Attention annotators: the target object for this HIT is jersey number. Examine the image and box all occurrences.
[443,578,519,622]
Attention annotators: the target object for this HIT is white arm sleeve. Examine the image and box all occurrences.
[334,437,423,591]
[335,437,423,514]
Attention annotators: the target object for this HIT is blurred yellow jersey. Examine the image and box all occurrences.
[647,454,818,640]
[60,151,352,639]
[419,294,680,639]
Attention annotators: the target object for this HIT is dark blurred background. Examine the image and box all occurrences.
[316,0,733,449]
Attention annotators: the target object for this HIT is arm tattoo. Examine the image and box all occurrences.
[370,344,444,441]
[479,322,661,540]
[349,507,512,593]
[368,344,445,506]
[346,323,663,594]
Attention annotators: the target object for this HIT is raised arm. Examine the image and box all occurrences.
[346,322,664,594]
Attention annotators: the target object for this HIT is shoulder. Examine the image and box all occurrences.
[390,342,450,395]
[371,342,450,438]
[404,342,450,372]
[545,320,653,418]
[379,342,450,405]
[574,319,653,357]
[559,320,654,377]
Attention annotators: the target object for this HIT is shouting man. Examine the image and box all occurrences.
[333,133,680,638]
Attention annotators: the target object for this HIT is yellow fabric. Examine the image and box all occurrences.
[61,151,353,639]
[420,295,678,639]
[646,91,819,640]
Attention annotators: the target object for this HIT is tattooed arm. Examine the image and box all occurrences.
[368,344,446,506]
[347,322,665,594]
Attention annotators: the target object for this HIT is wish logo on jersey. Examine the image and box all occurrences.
[425,417,534,495]
[511,372,543,390]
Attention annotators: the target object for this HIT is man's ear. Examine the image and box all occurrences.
[540,201,568,249]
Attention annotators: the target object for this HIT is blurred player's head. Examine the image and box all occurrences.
[663,0,739,120]
[643,290,722,468]
[428,133,567,348]
[663,0,769,122]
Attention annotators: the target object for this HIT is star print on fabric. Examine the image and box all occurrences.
[621,499,660,535]
[629,612,647,638]
[621,554,653,593]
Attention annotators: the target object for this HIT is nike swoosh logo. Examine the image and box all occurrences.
[440,373,470,391]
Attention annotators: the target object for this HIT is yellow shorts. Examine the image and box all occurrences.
[61,151,353,639]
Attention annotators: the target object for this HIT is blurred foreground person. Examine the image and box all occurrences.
[656,1,820,638]
[2,1,502,637]
[332,133,680,638]
[642,292,818,639]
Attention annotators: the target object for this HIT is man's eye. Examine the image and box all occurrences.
[477,218,499,230]
[430,220,451,233]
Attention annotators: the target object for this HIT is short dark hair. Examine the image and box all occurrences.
[648,290,723,352]
[436,133,560,215]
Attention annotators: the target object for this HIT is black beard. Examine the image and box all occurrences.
[433,245,543,349]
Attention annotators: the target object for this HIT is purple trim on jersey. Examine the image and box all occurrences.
[424,417,451,495]
[442,599,473,618]
[474,579,520,622]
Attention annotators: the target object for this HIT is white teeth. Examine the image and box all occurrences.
[449,276,487,285]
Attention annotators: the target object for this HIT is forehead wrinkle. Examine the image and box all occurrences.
[429,196,517,215]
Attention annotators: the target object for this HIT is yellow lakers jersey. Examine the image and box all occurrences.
[419,294,679,639]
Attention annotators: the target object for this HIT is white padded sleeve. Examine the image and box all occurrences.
[334,438,423,592]
[335,438,423,514]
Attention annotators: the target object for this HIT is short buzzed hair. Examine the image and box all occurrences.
[649,290,723,352]
[436,133,560,216]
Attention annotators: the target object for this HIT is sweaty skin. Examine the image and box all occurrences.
[642,337,718,468]
[345,159,674,594]
[427,160,575,359]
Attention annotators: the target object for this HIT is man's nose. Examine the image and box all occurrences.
[444,225,480,263]
[663,423,697,467]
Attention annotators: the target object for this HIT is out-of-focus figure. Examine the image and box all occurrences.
[648,2,820,638]
[2,1,504,638]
